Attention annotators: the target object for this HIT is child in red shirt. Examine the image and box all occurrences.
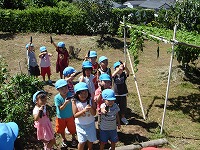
[52,41,69,79]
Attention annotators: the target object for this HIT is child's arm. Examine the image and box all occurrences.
[33,106,44,121]
[48,52,53,57]
[38,52,47,58]
[94,90,102,103]
[59,98,71,110]
[124,62,130,76]
[51,40,57,49]
[112,67,121,78]
[79,75,84,82]
[89,99,96,116]
[116,112,121,129]
[72,100,87,118]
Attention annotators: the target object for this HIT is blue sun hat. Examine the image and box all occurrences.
[89,51,97,57]
[55,79,68,89]
[40,46,47,52]
[102,89,116,101]
[63,66,76,77]
[26,43,34,49]
[98,56,108,63]
[82,61,92,68]
[0,122,19,150]
[74,82,88,93]
[113,61,121,69]
[57,42,65,48]
[33,90,46,103]
[99,74,111,81]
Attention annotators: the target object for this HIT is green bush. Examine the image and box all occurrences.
[0,73,44,141]
[0,6,155,34]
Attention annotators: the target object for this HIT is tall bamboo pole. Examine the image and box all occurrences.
[123,16,146,120]
[160,24,177,134]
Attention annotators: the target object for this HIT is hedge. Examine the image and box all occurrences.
[0,7,155,35]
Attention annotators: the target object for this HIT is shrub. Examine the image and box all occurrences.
[0,73,44,142]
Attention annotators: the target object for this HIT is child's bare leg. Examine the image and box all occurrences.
[61,132,66,141]
[47,138,56,148]
[47,74,51,81]
[110,142,115,150]
[60,72,63,79]
[87,141,93,150]
[100,142,105,150]
[42,75,45,81]
[78,142,85,150]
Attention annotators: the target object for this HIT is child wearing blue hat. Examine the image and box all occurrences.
[85,50,99,89]
[51,40,69,79]
[32,90,56,150]
[100,89,121,150]
[54,79,77,148]
[63,66,77,95]
[79,61,95,99]
[0,122,19,150]
[26,42,40,77]
[38,46,52,84]
[97,56,111,81]
[72,82,97,150]
[94,73,112,128]
[112,61,130,125]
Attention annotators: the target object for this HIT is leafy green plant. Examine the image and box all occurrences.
[127,25,200,70]
[0,56,9,85]
[0,73,44,142]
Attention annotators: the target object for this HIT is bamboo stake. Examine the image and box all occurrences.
[122,17,146,120]
[160,24,177,134]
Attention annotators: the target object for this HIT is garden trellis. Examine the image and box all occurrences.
[121,17,200,134]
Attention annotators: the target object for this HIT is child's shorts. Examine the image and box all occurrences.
[29,65,40,76]
[76,121,97,143]
[100,129,118,143]
[55,117,76,134]
[41,67,51,77]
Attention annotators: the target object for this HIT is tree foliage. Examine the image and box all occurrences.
[157,0,200,33]
[79,0,114,38]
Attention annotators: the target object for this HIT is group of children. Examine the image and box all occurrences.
[31,41,130,150]
[26,39,69,84]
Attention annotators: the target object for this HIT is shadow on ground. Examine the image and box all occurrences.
[155,93,200,123]
[0,32,15,40]
[97,35,128,50]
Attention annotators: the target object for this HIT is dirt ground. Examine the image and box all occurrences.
[0,32,199,150]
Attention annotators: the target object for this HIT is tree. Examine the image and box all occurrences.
[79,0,114,40]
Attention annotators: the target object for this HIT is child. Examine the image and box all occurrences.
[97,56,111,81]
[38,46,52,84]
[52,41,69,79]
[94,73,112,128]
[63,66,77,95]
[112,61,130,125]
[72,82,97,150]
[100,89,121,150]
[86,50,99,89]
[79,61,95,99]
[54,79,77,148]
[26,43,40,77]
[32,90,56,150]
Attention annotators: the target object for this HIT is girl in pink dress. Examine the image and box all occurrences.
[33,91,56,150]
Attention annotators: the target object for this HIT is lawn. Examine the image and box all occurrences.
[0,32,199,149]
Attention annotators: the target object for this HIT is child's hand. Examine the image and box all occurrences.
[85,105,91,112]
[102,107,108,114]
[39,105,44,111]
[65,98,70,104]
